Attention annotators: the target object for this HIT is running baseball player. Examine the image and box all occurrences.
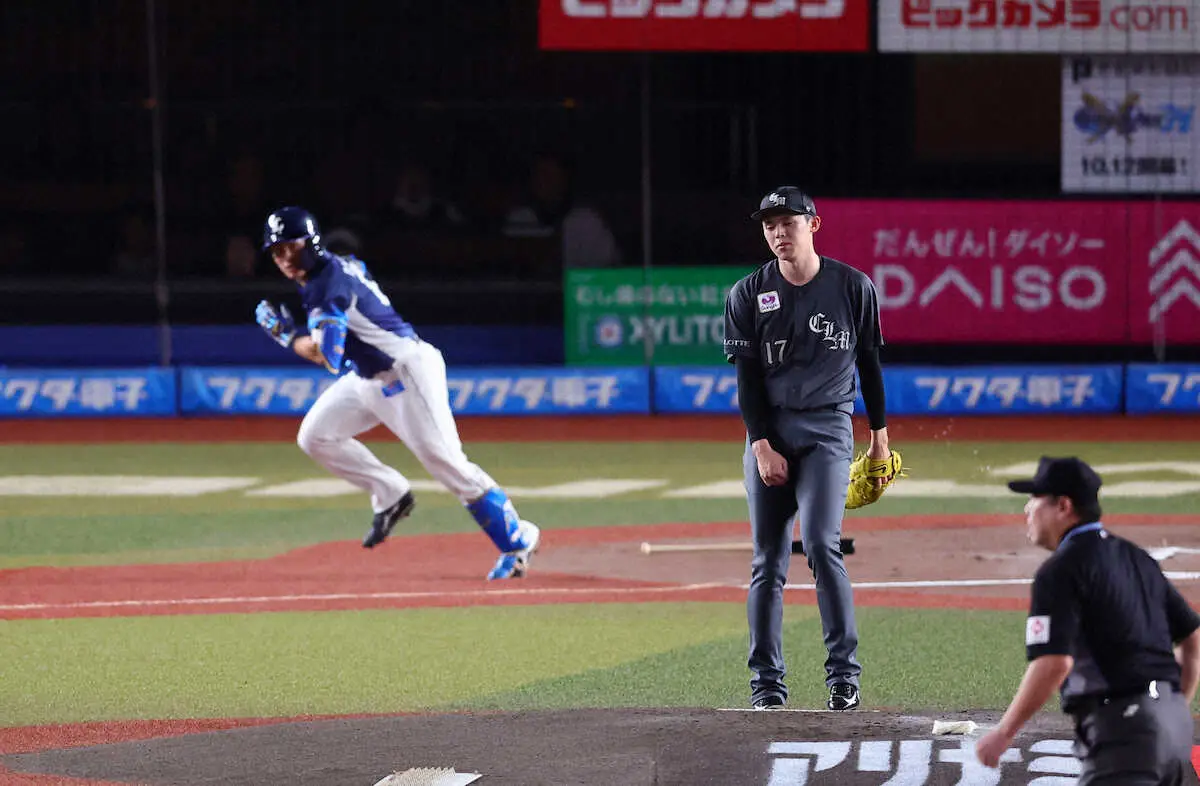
[254,206,540,580]
[724,187,897,711]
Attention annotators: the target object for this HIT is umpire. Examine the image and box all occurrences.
[724,187,893,711]
[977,456,1200,783]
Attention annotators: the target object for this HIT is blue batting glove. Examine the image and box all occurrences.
[255,300,297,349]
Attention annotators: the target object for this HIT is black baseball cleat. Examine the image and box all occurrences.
[752,695,786,710]
[827,683,860,711]
[362,491,416,549]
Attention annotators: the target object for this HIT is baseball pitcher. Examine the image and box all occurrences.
[725,187,901,712]
[254,206,540,580]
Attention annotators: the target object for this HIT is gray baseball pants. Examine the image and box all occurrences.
[1073,682,1196,785]
[744,407,859,705]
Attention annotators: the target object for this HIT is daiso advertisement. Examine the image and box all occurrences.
[815,199,1200,344]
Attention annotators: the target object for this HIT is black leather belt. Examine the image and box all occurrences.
[1065,679,1178,716]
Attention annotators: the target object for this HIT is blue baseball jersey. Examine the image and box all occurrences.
[299,253,418,378]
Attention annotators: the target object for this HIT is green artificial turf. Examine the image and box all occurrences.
[0,604,1050,727]
[0,440,1197,567]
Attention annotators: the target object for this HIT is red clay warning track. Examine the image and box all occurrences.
[4,414,1200,444]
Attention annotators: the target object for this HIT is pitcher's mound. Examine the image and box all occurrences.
[4,707,1100,785]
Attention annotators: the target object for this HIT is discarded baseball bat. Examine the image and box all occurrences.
[639,538,855,556]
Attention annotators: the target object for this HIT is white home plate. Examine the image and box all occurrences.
[0,475,259,496]
[373,768,481,786]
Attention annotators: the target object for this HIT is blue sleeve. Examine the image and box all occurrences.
[309,313,348,374]
[308,269,353,374]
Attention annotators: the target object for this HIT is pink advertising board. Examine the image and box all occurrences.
[815,199,1200,344]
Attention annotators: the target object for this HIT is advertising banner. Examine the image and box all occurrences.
[879,0,1200,53]
[884,364,1123,414]
[179,368,338,415]
[1125,363,1200,411]
[652,364,1122,414]
[653,366,742,413]
[0,368,177,417]
[539,0,869,52]
[564,267,753,365]
[1126,202,1200,342]
[654,365,867,413]
[814,198,1200,344]
[179,367,651,416]
[815,199,1128,343]
[1061,55,1199,193]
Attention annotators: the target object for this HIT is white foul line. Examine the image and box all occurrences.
[0,583,729,613]
[767,572,1200,591]
[5,574,1199,614]
[781,578,1035,591]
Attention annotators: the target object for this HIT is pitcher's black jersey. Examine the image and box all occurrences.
[724,256,882,413]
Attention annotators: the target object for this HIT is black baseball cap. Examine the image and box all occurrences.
[750,186,817,221]
[1007,456,1102,504]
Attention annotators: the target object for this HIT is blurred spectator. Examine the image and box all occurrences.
[224,235,259,278]
[0,226,36,275]
[310,111,385,230]
[382,161,465,230]
[324,227,363,257]
[206,150,272,276]
[502,153,621,269]
[224,151,270,228]
[111,211,157,278]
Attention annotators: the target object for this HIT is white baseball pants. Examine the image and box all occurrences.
[296,340,498,512]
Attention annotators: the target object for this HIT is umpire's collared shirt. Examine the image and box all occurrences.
[1026,520,1200,713]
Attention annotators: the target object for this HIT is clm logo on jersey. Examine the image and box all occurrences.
[809,312,850,350]
[757,291,780,313]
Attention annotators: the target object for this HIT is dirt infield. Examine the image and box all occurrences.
[6,515,1198,623]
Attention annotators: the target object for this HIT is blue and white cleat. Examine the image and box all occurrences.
[486,520,541,580]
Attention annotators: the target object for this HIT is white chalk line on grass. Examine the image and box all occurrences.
[767,572,1200,592]
[0,583,729,612]
[5,573,1199,613]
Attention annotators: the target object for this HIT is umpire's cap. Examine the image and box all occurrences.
[1007,456,1102,504]
[750,186,817,221]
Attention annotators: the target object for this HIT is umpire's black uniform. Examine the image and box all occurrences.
[1009,457,1199,784]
